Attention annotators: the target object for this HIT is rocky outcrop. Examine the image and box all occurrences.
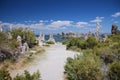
[38,32,45,46]
[0,24,2,32]
[48,33,55,43]
[111,24,118,35]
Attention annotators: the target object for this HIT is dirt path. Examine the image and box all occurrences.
[10,43,80,80]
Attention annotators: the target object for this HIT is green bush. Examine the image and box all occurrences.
[64,30,120,80]
[68,46,81,52]
[94,47,117,64]
[86,36,98,49]
[0,68,12,80]
[64,54,103,80]
[65,36,98,51]
[0,69,40,80]
[0,32,7,46]
[62,40,69,45]
[66,38,87,50]
[108,33,120,43]
[13,70,40,80]
[46,41,54,44]
[10,27,36,48]
[94,41,120,64]
[9,39,19,49]
[108,61,120,80]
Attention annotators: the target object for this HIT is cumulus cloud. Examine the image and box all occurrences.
[90,17,104,23]
[2,22,40,29]
[0,20,73,31]
[1,20,98,33]
[76,22,88,27]
[30,23,46,30]
[112,12,120,17]
[60,27,67,29]
[25,20,36,23]
[2,23,14,28]
[39,20,48,23]
[47,20,73,29]
[15,23,27,28]
[1,22,28,30]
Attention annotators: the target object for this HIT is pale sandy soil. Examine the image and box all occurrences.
[10,43,80,80]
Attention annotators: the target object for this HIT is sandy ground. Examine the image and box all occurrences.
[10,43,80,80]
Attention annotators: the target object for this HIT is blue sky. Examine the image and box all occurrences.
[0,0,120,34]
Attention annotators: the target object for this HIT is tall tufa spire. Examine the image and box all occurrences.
[9,24,12,31]
[95,17,101,39]
[48,32,55,43]
[0,23,3,32]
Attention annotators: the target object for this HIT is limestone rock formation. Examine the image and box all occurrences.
[48,33,55,43]
[21,42,29,54]
[38,32,45,46]
[95,22,100,39]
[111,24,118,35]
[17,35,29,54]
[8,32,12,40]
[17,35,22,47]
[0,24,2,32]
[102,34,108,42]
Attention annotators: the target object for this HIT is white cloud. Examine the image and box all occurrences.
[39,20,44,23]
[39,20,48,23]
[47,20,73,29]
[2,22,12,25]
[90,17,104,23]
[25,20,36,23]
[0,20,73,31]
[30,23,45,29]
[25,20,49,23]
[1,22,28,30]
[112,12,120,17]
[1,22,43,29]
[76,22,88,27]
[60,27,67,29]
[2,23,14,28]
[0,20,98,33]
[88,24,96,27]
[15,23,27,27]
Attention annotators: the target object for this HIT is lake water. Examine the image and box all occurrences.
[36,35,68,42]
